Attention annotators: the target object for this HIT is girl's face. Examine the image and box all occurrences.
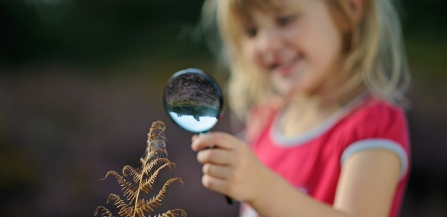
[240,0,344,97]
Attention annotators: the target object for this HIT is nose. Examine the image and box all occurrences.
[257,28,283,54]
[255,28,284,64]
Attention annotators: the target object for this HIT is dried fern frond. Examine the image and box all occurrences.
[95,121,186,217]
[94,206,114,217]
[141,161,176,193]
[156,209,187,217]
[100,171,138,202]
[139,178,183,213]
[143,157,170,176]
[122,165,142,184]
[107,194,127,209]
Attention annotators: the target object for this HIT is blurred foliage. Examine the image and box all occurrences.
[401,0,447,32]
[402,0,447,84]
[0,0,209,68]
[0,0,444,78]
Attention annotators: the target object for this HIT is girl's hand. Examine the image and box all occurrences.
[191,132,267,203]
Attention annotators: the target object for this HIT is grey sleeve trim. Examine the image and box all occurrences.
[340,139,409,179]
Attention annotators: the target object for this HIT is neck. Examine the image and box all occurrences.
[280,85,367,137]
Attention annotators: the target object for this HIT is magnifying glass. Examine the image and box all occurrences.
[163,68,233,204]
[163,68,223,133]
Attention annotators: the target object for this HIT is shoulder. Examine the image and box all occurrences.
[337,97,410,179]
[341,97,408,141]
[349,97,406,124]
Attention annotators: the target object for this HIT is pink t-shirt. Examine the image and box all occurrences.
[241,96,410,217]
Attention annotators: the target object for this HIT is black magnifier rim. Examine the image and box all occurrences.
[163,68,224,133]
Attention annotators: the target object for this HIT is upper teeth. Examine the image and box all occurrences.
[276,56,297,68]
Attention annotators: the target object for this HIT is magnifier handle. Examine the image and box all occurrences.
[225,195,234,204]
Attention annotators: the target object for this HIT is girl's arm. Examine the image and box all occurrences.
[191,132,401,217]
[333,149,400,217]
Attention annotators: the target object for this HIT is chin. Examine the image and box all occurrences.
[280,85,313,98]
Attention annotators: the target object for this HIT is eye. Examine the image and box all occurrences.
[244,27,258,38]
[277,14,297,26]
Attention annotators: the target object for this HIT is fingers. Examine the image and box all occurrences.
[191,132,235,151]
[202,174,228,195]
[197,148,233,165]
[201,162,233,195]
[191,134,201,142]
[203,164,230,180]
[191,132,254,200]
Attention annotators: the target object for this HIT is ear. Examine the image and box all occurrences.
[347,0,365,24]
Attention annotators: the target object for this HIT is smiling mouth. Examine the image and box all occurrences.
[270,55,301,76]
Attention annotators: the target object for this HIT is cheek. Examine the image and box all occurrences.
[298,11,343,68]
[241,44,255,66]
[242,44,267,71]
[299,31,342,86]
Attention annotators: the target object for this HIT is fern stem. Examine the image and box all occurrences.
[132,156,148,217]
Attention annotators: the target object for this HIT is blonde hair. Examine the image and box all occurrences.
[201,0,411,119]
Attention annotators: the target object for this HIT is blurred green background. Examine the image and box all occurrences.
[0,0,446,216]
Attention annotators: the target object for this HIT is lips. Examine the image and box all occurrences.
[269,55,301,76]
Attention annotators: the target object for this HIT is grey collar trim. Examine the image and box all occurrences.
[270,93,370,147]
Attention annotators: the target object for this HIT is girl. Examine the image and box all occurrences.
[191,0,411,216]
